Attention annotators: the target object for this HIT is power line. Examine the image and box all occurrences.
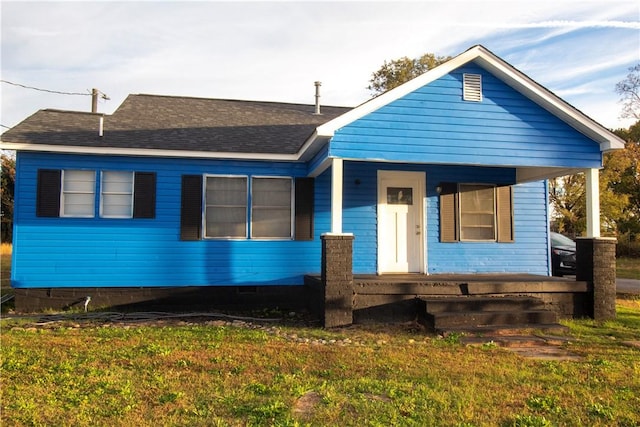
[1,79,91,96]
[0,124,10,129]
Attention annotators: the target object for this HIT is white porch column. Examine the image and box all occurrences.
[585,168,600,238]
[331,158,343,234]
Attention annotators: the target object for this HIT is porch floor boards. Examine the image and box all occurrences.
[305,274,589,296]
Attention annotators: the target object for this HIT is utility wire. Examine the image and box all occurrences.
[0,124,10,129]
[1,79,91,96]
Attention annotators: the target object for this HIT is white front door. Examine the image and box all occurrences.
[377,171,425,273]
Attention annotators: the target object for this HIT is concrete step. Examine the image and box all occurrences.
[420,296,545,313]
[425,309,559,329]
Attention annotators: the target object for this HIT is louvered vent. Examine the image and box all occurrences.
[463,73,482,102]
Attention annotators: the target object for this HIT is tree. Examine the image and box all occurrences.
[368,53,452,95]
[615,64,640,120]
[1,153,15,242]
[610,122,640,235]
[549,174,586,237]
[550,67,640,238]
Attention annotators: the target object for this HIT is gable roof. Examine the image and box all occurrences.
[312,45,625,153]
[0,94,351,159]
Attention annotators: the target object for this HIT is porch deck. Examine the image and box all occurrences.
[351,273,588,295]
[307,273,589,296]
[305,273,591,327]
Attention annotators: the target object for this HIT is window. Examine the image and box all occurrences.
[101,171,134,218]
[251,177,292,238]
[459,184,495,241]
[440,182,513,243]
[36,169,156,219]
[205,176,248,238]
[182,174,314,241]
[61,170,96,217]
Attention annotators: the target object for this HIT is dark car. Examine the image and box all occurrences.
[550,232,576,276]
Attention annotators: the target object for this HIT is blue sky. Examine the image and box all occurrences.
[1,1,639,135]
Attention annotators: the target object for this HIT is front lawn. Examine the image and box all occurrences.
[617,257,640,280]
[2,300,639,426]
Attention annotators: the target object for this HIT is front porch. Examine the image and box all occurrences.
[310,234,616,330]
[306,273,591,332]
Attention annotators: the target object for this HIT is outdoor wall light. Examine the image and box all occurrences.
[436,186,442,194]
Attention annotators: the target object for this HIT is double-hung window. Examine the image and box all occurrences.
[181,174,312,241]
[205,176,248,238]
[61,170,96,218]
[37,169,156,219]
[101,171,134,218]
[458,184,496,241]
[440,182,513,243]
[251,177,292,239]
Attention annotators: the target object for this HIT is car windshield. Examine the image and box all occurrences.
[551,233,575,247]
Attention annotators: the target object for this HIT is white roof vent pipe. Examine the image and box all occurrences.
[99,116,104,137]
[314,81,322,115]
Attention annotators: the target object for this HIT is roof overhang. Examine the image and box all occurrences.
[0,142,301,162]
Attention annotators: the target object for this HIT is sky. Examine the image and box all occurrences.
[1,1,639,136]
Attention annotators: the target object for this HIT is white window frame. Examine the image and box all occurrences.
[203,174,249,239]
[60,169,96,218]
[458,183,496,242]
[100,171,134,219]
[250,176,293,240]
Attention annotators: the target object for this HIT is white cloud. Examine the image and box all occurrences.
[1,0,639,132]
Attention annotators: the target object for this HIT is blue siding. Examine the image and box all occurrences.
[12,152,323,288]
[12,153,551,289]
[341,161,549,275]
[330,63,602,169]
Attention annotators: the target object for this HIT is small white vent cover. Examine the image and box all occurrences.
[463,73,482,102]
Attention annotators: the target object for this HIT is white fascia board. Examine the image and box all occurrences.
[472,51,625,152]
[0,142,300,161]
[314,48,483,138]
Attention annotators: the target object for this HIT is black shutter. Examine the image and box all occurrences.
[496,185,514,243]
[294,178,314,241]
[36,169,61,217]
[180,175,203,240]
[133,172,156,219]
[439,182,458,242]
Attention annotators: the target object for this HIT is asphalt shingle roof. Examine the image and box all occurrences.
[1,94,352,154]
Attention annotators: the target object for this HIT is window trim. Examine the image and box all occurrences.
[203,174,249,240]
[439,181,514,244]
[100,170,135,219]
[250,176,294,240]
[60,169,96,218]
[458,183,496,242]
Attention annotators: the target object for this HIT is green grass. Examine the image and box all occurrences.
[617,257,640,280]
[2,301,639,426]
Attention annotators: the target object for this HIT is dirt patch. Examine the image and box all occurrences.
[292,391,322,419]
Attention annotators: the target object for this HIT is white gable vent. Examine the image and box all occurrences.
[463,73,482,102]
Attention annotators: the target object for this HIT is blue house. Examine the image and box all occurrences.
[1,46,624,322]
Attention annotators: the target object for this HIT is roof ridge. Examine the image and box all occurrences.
[127,93,352,109]
[41,109,104,116]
